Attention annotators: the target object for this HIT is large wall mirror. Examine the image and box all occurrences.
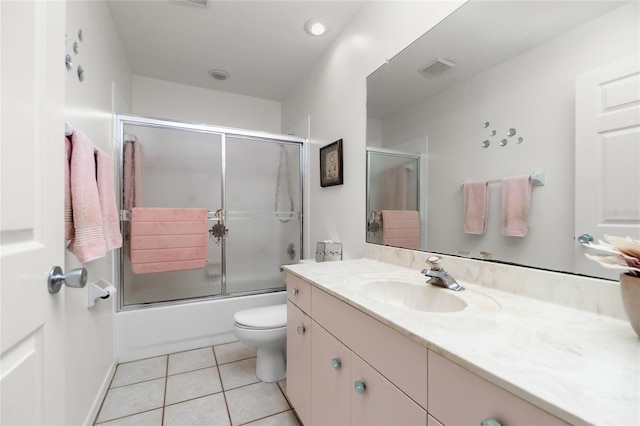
[366,0,640,280]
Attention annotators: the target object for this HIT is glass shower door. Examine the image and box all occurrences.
[224,137,302,294]
[120,123,223,307]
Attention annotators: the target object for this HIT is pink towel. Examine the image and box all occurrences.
[67,130,107,262]
[502,175,532,237]
[463,181,488,235]
[95,147,122,250]
[381,210,420,249]
[123,138,143,210]
[130,208,208,274]
[64,136,74,241]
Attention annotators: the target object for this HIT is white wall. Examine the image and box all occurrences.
[377,3,639,273]
[64,1,132,424]
[132,75,282,133]
[281,1,465,260]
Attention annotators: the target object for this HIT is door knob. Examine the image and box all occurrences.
[48,266,88,294]
[354,380,366,394]
[577,234,595,245]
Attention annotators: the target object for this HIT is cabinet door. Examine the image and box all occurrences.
[287,302,312,426]
[311,322,351,426]
[351,353,427,426]
[428,350,567,426]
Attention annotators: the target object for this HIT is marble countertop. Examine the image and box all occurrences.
[284,259,639,426]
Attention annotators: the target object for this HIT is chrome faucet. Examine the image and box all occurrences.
[421,255,465,291]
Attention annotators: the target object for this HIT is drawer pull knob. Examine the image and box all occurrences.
[331,358,342,370]
[297,325,306,335]
[290,288,299,296]
[480,418,501,426]
[354,380,366,394]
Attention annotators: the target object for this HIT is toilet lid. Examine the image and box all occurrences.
[234,304,287,328]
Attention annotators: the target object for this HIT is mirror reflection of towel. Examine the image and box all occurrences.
[381,210,420,249]
[463,181,488,235]
[502,175,532,237]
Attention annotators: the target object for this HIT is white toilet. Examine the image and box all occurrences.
[233,304,287,383]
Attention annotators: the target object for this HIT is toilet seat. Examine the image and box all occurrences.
[234,304,286,329]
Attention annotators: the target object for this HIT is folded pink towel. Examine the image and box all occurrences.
[130,208,208,274]
[463,181,488,235]
[502,175,532,237]
[67,130,107,262]
[95,147,122,251]
[64,136,74,241]
[123,138,143,210]
[381,210,420,249]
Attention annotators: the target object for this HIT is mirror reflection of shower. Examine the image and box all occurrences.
[366,147,424,249]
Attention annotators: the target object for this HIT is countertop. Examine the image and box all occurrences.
[284,259,639,426]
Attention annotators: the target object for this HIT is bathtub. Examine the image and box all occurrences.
[115,291,287,362]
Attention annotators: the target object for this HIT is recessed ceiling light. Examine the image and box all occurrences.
[304,19,328,36]
[208,69,230,81]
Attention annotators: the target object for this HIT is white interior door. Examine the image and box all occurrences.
[1,1,67,424]
[575,55,640,279]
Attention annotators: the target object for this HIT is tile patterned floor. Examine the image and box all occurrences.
[95,342,300,426]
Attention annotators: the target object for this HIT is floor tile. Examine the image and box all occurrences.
[244,410,301,426]
[95,408,163,426]
[214,341,257,365]
[164,393,231,426]
[218,358,259,390]
[110,356,167,388]
[277,380,287,396]
[168,347,216,375]
[225,382,290,426]
[96,378,165,423]
[165,366,223,405]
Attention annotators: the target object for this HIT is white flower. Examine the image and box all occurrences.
[584,235,640,278]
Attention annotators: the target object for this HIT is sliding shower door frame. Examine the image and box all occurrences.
[114,114,306,312]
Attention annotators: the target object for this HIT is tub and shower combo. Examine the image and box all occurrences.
[113,115,305,363]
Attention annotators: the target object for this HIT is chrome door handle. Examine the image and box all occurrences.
[48,266,87,294]
[578,234,594,246]
[354,380,366,394]
[331,358,342,370]
[297,324,306,335]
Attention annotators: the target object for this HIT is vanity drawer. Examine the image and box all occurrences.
[428,350,568,426]
[286,273,312,314]
[312,285,428,410]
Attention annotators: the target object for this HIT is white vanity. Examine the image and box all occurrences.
[283,247,639,426]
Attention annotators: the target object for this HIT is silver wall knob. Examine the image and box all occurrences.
[331,358,342,370]
[578,234,595,245]
[480,418,502,426]
[48,266,88,294]
[354,380,366,394]
[297,324,306,335]
[289,288,298,296]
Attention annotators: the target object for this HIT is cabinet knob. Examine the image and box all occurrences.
[354,380,366,394]
[480,418,502,426]
[297,324,306,335]
[289,288,299,296]
[331,358,342,370]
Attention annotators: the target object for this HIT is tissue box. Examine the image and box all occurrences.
[315,242,342,262]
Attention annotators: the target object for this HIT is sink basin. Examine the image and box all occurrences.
[362,280,467,313]
[345,273,500,314]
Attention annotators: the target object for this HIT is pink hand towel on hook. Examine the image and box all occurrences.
[67,130,107,262]
[64,136,74,241]
[501,175,533,237]
[95,147,123,250]
[463,180,488,235]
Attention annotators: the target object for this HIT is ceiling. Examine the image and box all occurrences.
[106,0,367,101]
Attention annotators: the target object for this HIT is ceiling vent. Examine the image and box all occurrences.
[419,58,456,76]
[173,0,209,7]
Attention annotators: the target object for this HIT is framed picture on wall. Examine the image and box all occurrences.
[320,139,343,187]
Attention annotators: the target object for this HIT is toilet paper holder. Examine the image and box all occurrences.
[87,279,117,308]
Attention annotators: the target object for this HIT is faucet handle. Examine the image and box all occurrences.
[426,255,442,271]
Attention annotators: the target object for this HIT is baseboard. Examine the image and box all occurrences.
[84,359,117,426]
